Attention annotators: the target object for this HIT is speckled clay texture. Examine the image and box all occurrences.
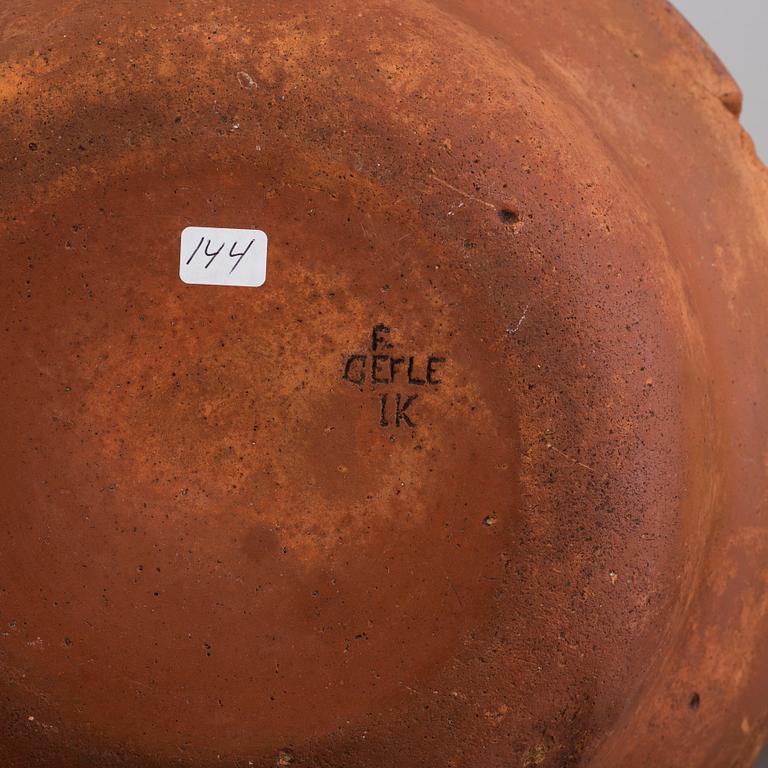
[0,1,767,766]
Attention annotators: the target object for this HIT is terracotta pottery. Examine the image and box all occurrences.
[1,1,767,766]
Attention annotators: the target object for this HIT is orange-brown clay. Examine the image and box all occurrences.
[0,1,767,766]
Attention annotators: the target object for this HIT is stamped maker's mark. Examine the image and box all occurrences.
[341,324,446,429]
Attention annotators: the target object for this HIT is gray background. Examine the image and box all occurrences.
[673,0,767,161]
[671,2,767,765]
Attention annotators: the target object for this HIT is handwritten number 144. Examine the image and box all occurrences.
[185,236,255,274]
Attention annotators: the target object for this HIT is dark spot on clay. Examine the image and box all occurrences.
[63,637,73,646]
[498,208,520,225]
[689,692,700,710]
[28,142,38,151]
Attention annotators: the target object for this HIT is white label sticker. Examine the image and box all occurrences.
[179,226,268,287]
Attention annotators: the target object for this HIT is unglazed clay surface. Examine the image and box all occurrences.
[0,1,766,766]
